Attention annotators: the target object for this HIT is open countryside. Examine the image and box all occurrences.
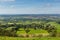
[0,14,60,40]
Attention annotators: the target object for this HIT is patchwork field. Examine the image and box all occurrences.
[0,14,60,40]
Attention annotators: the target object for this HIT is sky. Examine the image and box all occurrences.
[0,0,60,14]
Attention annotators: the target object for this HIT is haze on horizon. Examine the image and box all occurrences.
[0,0,60,14]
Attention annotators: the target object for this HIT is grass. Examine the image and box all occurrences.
[17,29,48,35]
[47,22,60,33]
[0,22,60,40]
[28,29,48,34]
[0,36,60,40]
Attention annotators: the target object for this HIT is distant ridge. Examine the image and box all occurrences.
[0,14,60,17]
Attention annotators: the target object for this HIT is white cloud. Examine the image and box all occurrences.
[0,7,60,14]
[15,7,60,14]
[0,8,16,14]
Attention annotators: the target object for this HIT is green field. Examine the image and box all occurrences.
[0,22,60,40]
[0,14,60,40]
[17,29,48,34]
[47,22,60,33]
[0,36,60,40]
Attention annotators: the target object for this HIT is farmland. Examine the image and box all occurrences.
[0,14,60,40]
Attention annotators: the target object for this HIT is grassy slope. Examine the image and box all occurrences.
[17,29,48,35]
[47,22,60,33]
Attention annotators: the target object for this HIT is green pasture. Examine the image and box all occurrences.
[47,22,60,33]
[0,36,60,40]
[17,28,48,35]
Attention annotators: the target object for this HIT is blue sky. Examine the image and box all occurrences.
[0,0,60,14]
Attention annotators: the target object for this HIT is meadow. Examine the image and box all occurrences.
[0,36,60,40]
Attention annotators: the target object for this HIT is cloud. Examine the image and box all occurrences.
[0,7,60,14]
[14,7,60,14]
[0,8,16,14]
